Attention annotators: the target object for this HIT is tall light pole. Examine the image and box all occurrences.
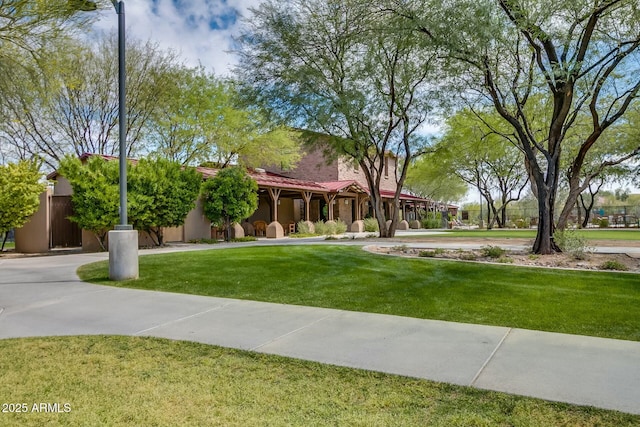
[112,0,128,229]
[74,1,137,280]
[108,0,138,280]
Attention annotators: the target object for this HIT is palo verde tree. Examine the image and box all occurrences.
[200,167,258,242]
[1,33,179,169]
[238,0,442,237]
[147,67,302,169]
[405,154,468,209]
[0,160,46,250]
[393,0,640,253]
[0,0,98,164]
[434,108,529,229]
[128,158,202,246]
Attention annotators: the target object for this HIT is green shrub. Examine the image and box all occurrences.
[421,212,442,229]
[419,248,444,257]
[598,218,609,228]
[296,221,313,235]
[460,253,477,261]
[599,260,628,271]
[314,221,327,235]
[481,245,506,258]
[419,250,437,257]
[230,236,257,242]
[334,219,348,234]
[554,229,591,260]
[188,238,219,244]
[363,217,379,232]
[515,218,531,229]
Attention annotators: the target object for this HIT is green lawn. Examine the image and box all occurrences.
[78,245,640,341]
[414,228,640,240]
[1,336,637,426]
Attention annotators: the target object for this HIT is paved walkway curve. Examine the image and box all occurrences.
[1,240,639,416]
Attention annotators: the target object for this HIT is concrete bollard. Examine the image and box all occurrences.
[108,229,139,280]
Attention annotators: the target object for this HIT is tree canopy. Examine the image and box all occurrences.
[59,156,202,248]
[393,0,640,253]
[58,156,120,250]
[200,167,258,241]
[238,0,444,237]
[129,158,202,246]
[146,67,303,169]
[0,160,46,250]
[1,34,178,169]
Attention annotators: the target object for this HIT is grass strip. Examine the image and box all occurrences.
[412,229,640,241]
[0,336,637,426]
[78,245,640,341]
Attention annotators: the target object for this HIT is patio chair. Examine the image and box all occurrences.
[253,220,267,237]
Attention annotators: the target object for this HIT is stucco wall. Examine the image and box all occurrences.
[52,177,73,196]
[337,199,353,226]
[183,198,211,242]
[15,190,50,254]
[163,226,183,242]
[337,156,398,192]
[267,146,339,182]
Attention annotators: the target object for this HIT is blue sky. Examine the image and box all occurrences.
[93,0,261,75]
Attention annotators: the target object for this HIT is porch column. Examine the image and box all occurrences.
[323,193,337,221]
[301,191,313,221]
[267,188,281,222]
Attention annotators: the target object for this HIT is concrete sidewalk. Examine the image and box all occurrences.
[1,246,639,415]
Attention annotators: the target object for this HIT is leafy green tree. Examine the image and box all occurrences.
[1,33,179,169]
[0,0,99,164]
[200,167,258,242]
[147,67,302,169]
[436,109,529,229]
[394,0,640,253]
[0,0,97,64]
[238,0,441,237]
[405,155,468,205]
[129,158,202,246]
[57,156,120,250]
[0,160,46,250]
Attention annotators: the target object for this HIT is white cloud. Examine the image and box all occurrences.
[92,0,263,76]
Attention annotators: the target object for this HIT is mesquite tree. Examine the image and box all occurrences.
[237,0,442,237]
[393,0,640,253]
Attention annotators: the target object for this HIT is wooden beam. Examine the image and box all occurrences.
[267,188,281,222]
[301,191,313,221]
[323,193,337,221]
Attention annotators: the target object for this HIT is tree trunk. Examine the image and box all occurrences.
[96,232,107,252]
[576,200,582,229]
[224,216,232,242]
[580,194,596,229]
[1,232,7,251]
[532,182,561,254]
[556,185,582,230]
[147,227,163,246]
[373,196,388,237]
